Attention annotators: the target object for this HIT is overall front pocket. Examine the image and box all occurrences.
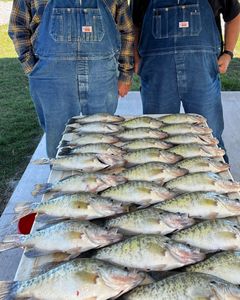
[50,8,105,42]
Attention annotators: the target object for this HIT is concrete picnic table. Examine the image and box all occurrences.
[0,91,239,280]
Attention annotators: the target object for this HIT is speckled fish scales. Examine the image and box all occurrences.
[117,128,168,140]
[160,123,212,135]
[94,234,205,271]
[69,113,125,124]
[165,172,240,194]
[171,219,240,252]
[158,113,206,124]
[122,138,173,150]
[155,192,240,219]
[121,116,163,129]
[105,208,195,235]
[163,133,218,145]
[123,272,240,300]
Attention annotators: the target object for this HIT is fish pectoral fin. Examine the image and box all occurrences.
[76,271,98,284]
[200,199,218,207]
[214,231,237,240]
[148,242,167,256]
[24,248,50,258]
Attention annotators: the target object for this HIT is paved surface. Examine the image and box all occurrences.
[0,1,12,25]
[0,91,240,280]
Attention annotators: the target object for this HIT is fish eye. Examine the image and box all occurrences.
[210,280,217,284]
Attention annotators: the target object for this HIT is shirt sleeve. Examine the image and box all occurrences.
[221,0,240,22]
[8,0,37,75]
[116,0,135,84]
[130,0,148,29]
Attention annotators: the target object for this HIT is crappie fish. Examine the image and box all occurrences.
[121,116,163,129]
[124,148,182,165]
[123,272,240,300]
[94,234,205,271]
[105,208,195,235]
[0,258,146,300]
[163,133,218,145]
[32,173,126,195]
[58,143,124,156]
[158,113,206,124]
[160,123,212,135]
[60,133,120,147]
[0,220,122,258]
[155,192,240,219]
[101,181,176,206]
[175,157,229,173]
[117,128,168,140]
[33,153,125,172]
[69,122,122,134]
[165,172,240,194]
[172,219,240,252]
[121,162,188,184]
[14,193,127,221]
[168,143,225,158]
[186,251,240,284]
[122,138,173,150]
[69,113,125,124]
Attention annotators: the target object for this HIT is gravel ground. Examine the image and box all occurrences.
[0,1,12,25]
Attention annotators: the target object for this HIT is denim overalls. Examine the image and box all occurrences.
[29,0,121,157]
[138,0,225,150]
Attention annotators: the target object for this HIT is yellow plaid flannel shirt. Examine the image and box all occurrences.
[8,0,134,83]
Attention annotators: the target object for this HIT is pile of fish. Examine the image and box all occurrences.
[1,113,240,300]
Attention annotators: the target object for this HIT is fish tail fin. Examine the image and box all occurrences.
[67,117,79,125]
[58,140,70,148]
[58,147,73,156]
[0,235,22,252]
[32,183,52,196]
[12,202,35,223]
[32,158,51,165]
[0,281,17,300]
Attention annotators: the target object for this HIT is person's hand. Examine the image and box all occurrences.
[217,54,232,74]
[118,81,131,98]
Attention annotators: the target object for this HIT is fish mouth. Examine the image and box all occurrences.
[210,281,240,299]
[163,214,195,229]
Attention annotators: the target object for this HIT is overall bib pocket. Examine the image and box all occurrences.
[50,8,105,42]
[152,4,202,39]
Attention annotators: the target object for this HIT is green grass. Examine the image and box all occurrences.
[0,25,42,214]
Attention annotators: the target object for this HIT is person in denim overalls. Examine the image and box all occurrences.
[135,0,239,156]
[9,0,134,158]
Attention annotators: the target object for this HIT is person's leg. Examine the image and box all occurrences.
[139,55,181,114]
[181,51,227,160]
[29,59,81,158]
[79,57,118,115]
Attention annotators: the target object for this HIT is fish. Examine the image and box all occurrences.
[163,133,218,145]
[123,272,240,300]
[186,251,240,284]
[0,220,123,258]
[60,133,120,147]
[165,172,240,194]
[58,143,124,156]
[0,258,146,300]
[69,113,125,124]
[100,181,176,206]
[121,116,163,129]
[14,193,127,221]
[105,208,195,235]
[124,148,182,166]
[168,143,225,158]
[171,219,240,252]
[158,113,206,124]
[94,234,205,271]
[69,122,122,134]
[32,173,127,196]
[32,153,125,172]
[155,192,240,219]
[121,162,188,184]
[160,123,212,135]
[122,138,173,150]
[117,128,168,140]
[175,157,229,173]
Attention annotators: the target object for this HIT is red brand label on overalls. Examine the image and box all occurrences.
[179,21,189,28]
[82,26,93,33]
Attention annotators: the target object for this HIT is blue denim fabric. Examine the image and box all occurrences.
[139,0,226,152]
[29,0,120,157]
